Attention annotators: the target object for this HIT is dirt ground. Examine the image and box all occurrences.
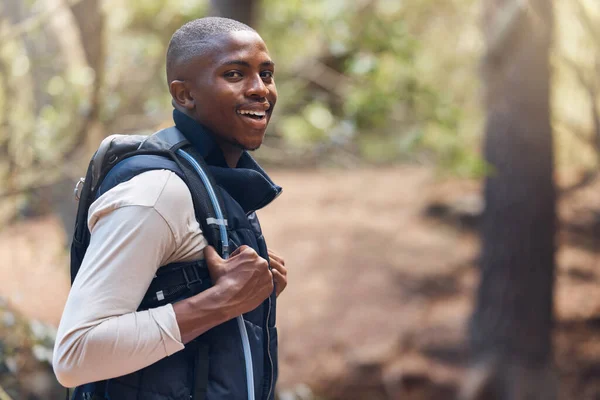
[1,166,599,399]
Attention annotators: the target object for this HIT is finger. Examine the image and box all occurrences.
[268,249,285,265]
[230,245,251,258]
[272,269,287,295]
[269,258,286,275]
[268,249,284,264]
[272,268,286,285]
[229,245,244,258]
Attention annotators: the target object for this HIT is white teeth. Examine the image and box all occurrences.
[237,110,266,117]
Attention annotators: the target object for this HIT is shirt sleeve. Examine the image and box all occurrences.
[53,171,190,388]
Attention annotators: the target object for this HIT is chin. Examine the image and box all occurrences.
[240,133,266,151]
[243,143,262,151]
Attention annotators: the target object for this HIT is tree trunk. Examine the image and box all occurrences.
[463,1,557,399]
[47,0,106,242]
[0,0,105,241]
[209,0,260,28]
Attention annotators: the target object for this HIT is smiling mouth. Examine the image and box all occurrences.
[237,110,267,121]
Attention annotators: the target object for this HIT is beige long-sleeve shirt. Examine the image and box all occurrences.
[53,169,207,388]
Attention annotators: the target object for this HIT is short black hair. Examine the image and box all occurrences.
[166,17,256,83]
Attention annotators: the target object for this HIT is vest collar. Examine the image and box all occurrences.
[173,109,282,214]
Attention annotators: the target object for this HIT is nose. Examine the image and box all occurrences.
[245,74,269,99]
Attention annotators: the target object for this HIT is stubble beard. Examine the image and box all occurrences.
[230,130,266,152]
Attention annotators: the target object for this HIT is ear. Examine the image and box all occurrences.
[169,80,195,110]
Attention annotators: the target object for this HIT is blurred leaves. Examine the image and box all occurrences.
[259,0,483,169]
[553,0,600,175]
[2,0,600,221]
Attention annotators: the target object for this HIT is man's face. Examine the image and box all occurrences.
[180,31,277,151]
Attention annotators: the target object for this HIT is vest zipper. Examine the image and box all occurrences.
[264,295,274,400]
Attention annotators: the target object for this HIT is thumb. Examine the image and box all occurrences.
[203,245,223,265]
[203,245,224,282]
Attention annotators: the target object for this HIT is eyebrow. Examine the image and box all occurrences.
[221,59,275,68]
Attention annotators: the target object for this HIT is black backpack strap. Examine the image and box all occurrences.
[69,381,106,400]
[71,157,96,283]
[95,148,229,257]
[139,126,188,151]
[170,145,229,257]
[95,154,184,198]
[137,260,211,310]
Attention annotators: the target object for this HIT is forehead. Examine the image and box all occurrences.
[202,31,271,65]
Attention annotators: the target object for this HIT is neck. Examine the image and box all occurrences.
[175,106,242,168]
[214,139,243,168]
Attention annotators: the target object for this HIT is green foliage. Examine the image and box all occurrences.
[259,0,484,172]
[0,0,488,190]
[99,0,210,129]
[5,0,597,187]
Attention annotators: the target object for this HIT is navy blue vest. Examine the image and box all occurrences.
[75,110,281,400]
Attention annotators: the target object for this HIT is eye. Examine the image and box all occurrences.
[260,70,274,80]
[224,71,243,79]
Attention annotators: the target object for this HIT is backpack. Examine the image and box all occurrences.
[67,126,261,400]
[70,126,231,285]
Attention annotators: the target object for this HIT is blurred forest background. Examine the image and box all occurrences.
[1,0,600,399]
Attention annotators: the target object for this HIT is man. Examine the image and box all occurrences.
[53,17,287,400]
